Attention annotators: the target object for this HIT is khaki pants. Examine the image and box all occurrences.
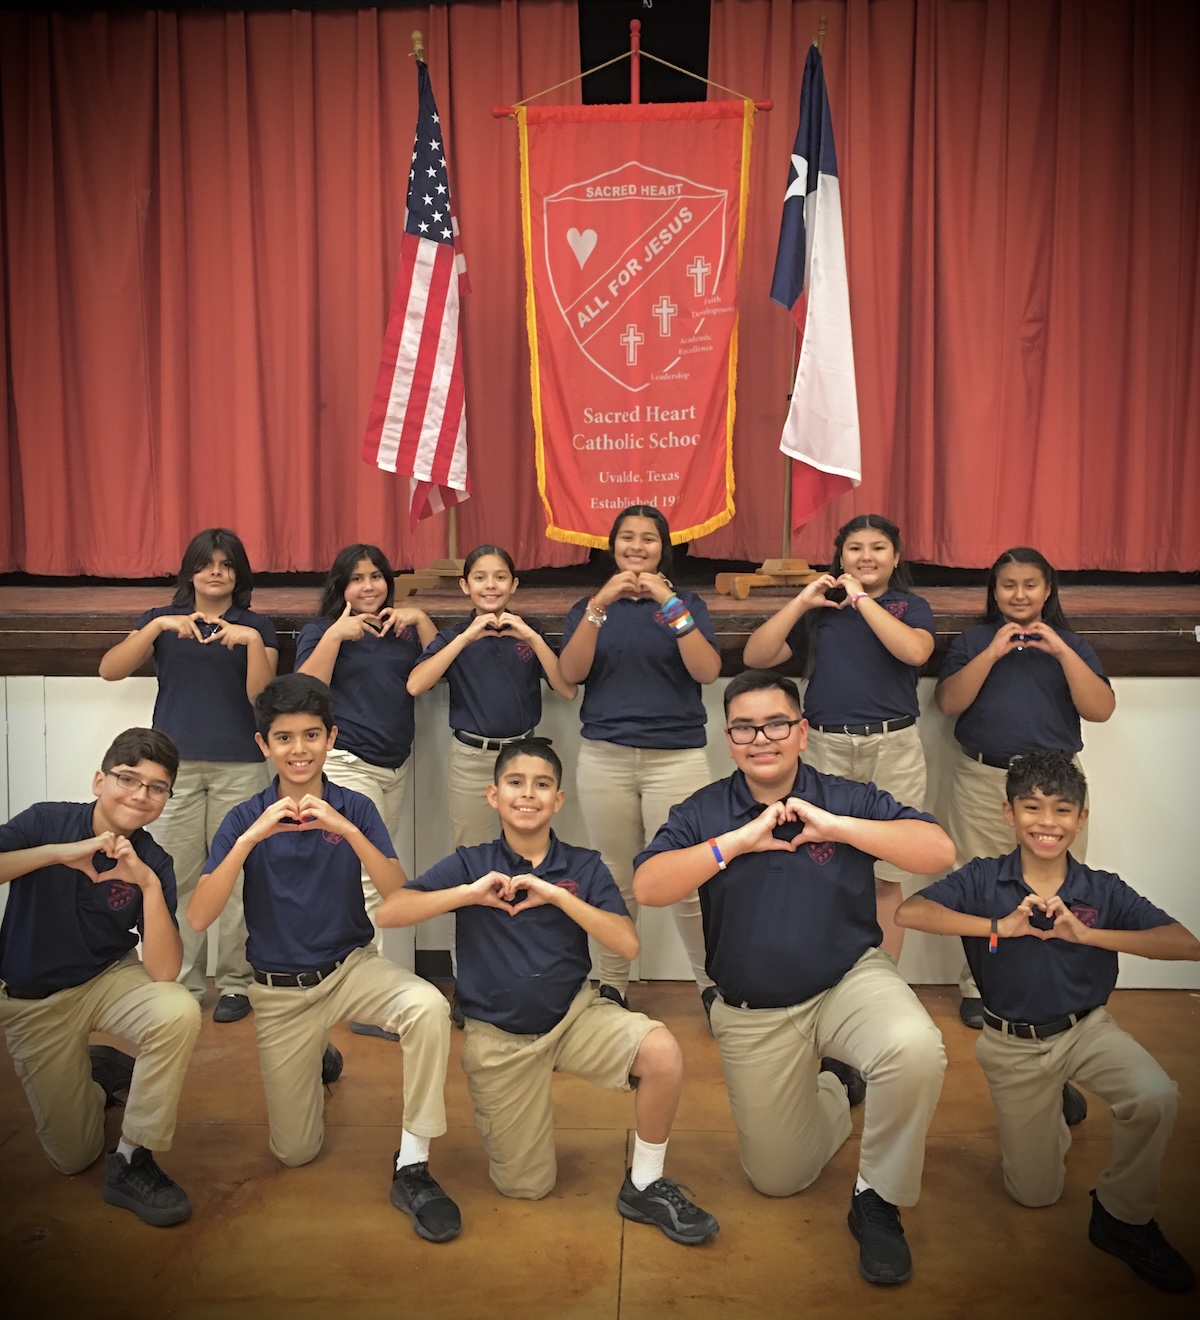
[710,948,946,1208]
[0,952,200,1173]
[324,747,412,952]
[461,984,661,1200]
[248,944,449,1167]
[150,758,268,997]
[802,724,927,886]
[448,737,504,849]
[976,1008,1175,1223]
[950,752,1089,995]
[575,739,713,994]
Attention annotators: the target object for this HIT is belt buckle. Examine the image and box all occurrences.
[296,969,321,988]
[842,724,853,735]
[1014,1022,1036,1040]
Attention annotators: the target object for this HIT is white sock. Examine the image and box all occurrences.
[854,1174,872,1196]
[116,1137,138,1162]
[631,1136,668,1191]
[395,1129,430,1170]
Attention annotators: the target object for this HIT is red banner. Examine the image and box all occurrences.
[517,101,753,546]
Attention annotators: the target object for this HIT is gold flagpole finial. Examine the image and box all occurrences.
[412,30,425,61]
[816,15,827,53]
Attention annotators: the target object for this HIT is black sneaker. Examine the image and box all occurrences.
[958,997,984,1029]
[847,1187,912,1284]
[89,1045,134,1108]
[821,1057,867,1108]
[350,1021,400,1042]
[1088,1189,1195,1292]
[1062,1081,1088,1127]
[103,1148,192,1227]
[617,1171,719,1245]
[597,984,629,1010]
[212,993,251,1023]
[321,1044,343,1086]
[390,1157,462,1242]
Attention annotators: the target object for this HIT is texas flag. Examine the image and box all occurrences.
[770,44,861,529]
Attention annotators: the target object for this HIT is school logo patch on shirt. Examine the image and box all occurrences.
[807,841,835,865]
[555,880,580,896]
[321,831,343,846]
[883,600,909,620]
[1069,904,1099,927]
[515,641,535,662]
[399,626,415,642]
[104,880,139,911]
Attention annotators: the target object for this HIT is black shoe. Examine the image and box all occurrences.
[349,1021,400,1042]
[958,996,984,1029]
[848,1187,912,1284]
[321,1044,343,1086]
[1062,1081,1088,1127]
[700,986,718,1033]
[617,1171,719,1245]
[597,984,629,1010]
[89,1045,135,1108]
[212,993,251,1023]
[451,992,465,1030]
[1088,1189,1195,1292]
[103,1148,192,1227]
[390,1158,462,1242]
[821,1057,867,1108]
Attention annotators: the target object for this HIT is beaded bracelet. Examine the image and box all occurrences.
[584,597,607,628]
[849,593,868,610]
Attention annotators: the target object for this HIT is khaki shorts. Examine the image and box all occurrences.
[461,983,662,1200]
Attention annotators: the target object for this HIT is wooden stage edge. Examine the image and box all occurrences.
[0,583,1197,678]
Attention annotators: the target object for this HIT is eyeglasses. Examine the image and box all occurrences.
[106,770,173,800]
[724,719,803,746]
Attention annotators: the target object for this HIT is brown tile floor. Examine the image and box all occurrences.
[0,984,1197,1319]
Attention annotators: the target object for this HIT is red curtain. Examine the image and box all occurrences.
[2,2,1197,575]
[0,2,584,576]
[703,0,1200,571]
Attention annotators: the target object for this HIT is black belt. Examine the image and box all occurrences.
[963,748,1015,770]
[810,715,916,737]
[720,992,791,1011]
[253,959,344,989]
[982,1006,1095,1040]
[0,981,51,1000]
[453,728,534,753]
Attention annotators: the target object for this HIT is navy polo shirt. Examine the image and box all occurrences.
[417,614,549,737]
[940,622,1110,759]
[917,852,1174,1023]
[789,589,935,726]
[295,617,422,768]
[0,802,177,998]
[138,603,278,762]
[407,832,628,1035]
[635,764,938,1006]
[562,590,716,748]
[205,779,392,972]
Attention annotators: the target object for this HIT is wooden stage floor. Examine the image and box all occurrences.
[0,981,1196,1319]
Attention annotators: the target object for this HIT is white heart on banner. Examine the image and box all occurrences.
[566,227,598,269]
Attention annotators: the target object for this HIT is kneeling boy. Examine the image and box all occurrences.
[896,751,1198,1292]
[379,738,718,1245]
[0,728,199,1225]
[189,674,460,1242]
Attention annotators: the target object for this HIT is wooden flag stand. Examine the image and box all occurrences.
[714,558,819,599]
[394,558,465,599]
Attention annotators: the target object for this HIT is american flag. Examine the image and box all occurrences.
[362,59,470,525]
[771,44,860,529]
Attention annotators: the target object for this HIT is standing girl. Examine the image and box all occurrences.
[935,546,1115,1027]
[558,506,722,1013]
[742,514,935,959]
[407,545,576,851]
[295,544,437,936]
[99,528,278,1021]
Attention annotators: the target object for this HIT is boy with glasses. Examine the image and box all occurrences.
[0,728,200,1225]
[633,670,954,1286]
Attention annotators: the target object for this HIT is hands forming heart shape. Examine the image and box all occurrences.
[471,870,550,916]
[738,797,842,854]
[67,832,140,886]
[1002,893,1086,943]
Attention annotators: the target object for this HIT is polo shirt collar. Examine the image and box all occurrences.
[495,829,563,875]
[997,847,1084,899]
[728,760,821,816]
